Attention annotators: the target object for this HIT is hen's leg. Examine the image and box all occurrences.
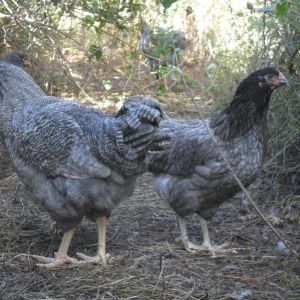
[178,216,203,253]
[178,216,228,255]
[77,216,108,265]
[198,217,228,253]
[32,227,79,268]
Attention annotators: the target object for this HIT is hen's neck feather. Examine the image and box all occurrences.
[210,85,272,140]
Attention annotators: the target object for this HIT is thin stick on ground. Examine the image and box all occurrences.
[179,71,299,259]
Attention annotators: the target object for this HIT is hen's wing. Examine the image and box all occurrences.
[149,118,225,177]
[7,106,111,180]
[149,118,233,218]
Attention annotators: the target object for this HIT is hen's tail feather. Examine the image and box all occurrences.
[104,96,169,173]
[121,100,170,157]
[123,123,154,144]
[125,96,167,120]
[108,121,126,156]
[124,106,161,130]
[120,96,167,130]
[119,96,169,153]
[125,125,169,150]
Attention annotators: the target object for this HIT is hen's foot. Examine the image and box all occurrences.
[183,240,234,256]
[76,252,109,265]
[32,254,80,268]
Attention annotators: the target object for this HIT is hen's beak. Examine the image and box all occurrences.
[276,71,289,87]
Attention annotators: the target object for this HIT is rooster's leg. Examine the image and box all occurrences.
[77,216,108,265]
[178,216,229,255]
[178,216,203,253]
[32,227,79,268]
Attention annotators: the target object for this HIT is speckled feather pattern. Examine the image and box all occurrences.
[150,118,265,218]
[149,70,276,220]
[0,62,167,230]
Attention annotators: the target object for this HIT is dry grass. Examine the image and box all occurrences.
[0,172,299,300]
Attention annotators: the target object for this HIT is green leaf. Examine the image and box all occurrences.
[82,16,94,28]
[88,45,103,60]
[159,0,178,10]
[276,2,289,19]
[125,64,133,75]
[295,44,300,50]
[102,80,112,91]
[207,63,218,78]
[91,0,100,10]
[51,0,60,5]
[156,84,167,95]
[130,50,139,60]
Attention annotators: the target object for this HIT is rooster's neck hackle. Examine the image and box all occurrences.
[211,83,272,140]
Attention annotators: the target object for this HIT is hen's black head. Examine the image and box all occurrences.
[213,67,288,139]
[1,52,30,69]
[236,67,288,96]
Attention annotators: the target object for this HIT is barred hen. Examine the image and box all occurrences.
[0,62,168,268]
[0,52,29,179]
[149,68,288,254]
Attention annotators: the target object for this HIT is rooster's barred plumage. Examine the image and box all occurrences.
[0,61,169,268]
[0,52,29,179]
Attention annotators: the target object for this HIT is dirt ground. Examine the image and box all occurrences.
[0,171,299,300]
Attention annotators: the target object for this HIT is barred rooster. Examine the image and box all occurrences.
[0,52,29,179]
[0,62,168,268]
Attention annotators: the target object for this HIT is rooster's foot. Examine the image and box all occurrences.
[32,253,80,268]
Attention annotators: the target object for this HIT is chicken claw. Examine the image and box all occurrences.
[178,216,235,257]
[32,227,78,269]
[184,241,232,257]
[76,216,108,265]
[32,253,80,269]
[76,252,110,265]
